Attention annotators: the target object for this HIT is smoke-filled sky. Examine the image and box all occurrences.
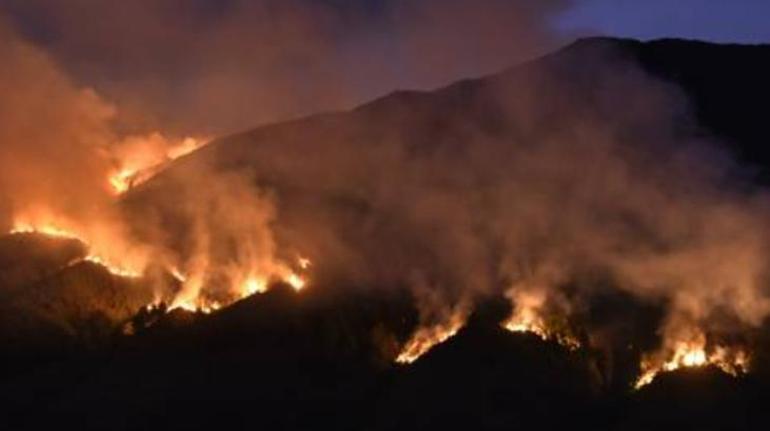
[0,0,570,135]
[0,0,770,138]
[1,0,766,137]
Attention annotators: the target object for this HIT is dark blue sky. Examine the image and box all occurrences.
[557,0,770,43]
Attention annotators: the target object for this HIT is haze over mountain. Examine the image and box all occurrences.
[3,37,770,430]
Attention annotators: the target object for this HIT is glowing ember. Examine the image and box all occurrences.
[396,312,466,364]
[635,332,750,389]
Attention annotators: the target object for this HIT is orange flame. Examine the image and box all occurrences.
[108,134,209,195]
[635,330,750,389]
[396,311,466,364]
[502,290,580,350]
[167,258,311,314]
[8,219,144,278]
[9,222,80,240]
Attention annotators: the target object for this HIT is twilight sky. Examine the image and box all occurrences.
[1,0,768,136]
[556,0,770,43]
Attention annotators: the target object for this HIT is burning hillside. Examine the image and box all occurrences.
[3,28,770,430]
[107,134,209,195]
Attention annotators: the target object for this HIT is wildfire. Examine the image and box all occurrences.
[9,223,80,240]
[82,255,142,278]
[634,331,750,389]
[108,134,209,195]
[167,259,311,314]
[108,168,138,195]
[170,298,222,314]
[284,272,306,291]
[243,276,268,295]
[502,290,580,350]
[396,311,466,364]
[8,221,143,278]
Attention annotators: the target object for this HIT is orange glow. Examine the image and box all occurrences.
[635,331,750,389]
[243,276,268,295]
[167,258,311,314]
[502,290,580,350]
[82,255,142,278]
[108,134,209,195]
[396,311,466,364]
[9,222,80,240]
[170,297,222,314]
[8,218,145,279]
[169,266,187,283]
[298,256,312,270]
[166,137,206,160]
[108,168,137,195]
[283,272,306,291]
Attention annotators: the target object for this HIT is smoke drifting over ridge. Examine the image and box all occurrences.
[0,0,571,135]
[0,0,571,309]
[131,41,770,374]
[0,22,151,274]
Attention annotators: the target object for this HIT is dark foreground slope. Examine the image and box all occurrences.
[3,282,770,431]
[3,38,770,430]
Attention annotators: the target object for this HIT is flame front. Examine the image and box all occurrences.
[7,214,312,313]
[10,222,81,240]
[502,290,580,350]
[107,134,209,195]
[167,258,311,314]
[396,311,466,364]
[8,218,144,278]
[634,330,750,389]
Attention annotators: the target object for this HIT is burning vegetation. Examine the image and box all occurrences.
[2,18,770,414]
[502,289,580,350]
[396,309,468,364]
[634,327,751,389]
[6,212,311,316]
[9,220,144,279]
[107,134,209,195]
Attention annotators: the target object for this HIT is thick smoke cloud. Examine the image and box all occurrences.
[130,42,770,364]
[0,22,113,219]
[0,0,571,135]
[0,21,151,273]
[0,0,573,323]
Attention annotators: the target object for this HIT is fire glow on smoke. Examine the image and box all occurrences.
[167,259,309,314]
[634,330,750,389]
[7,221,755,389]
[502,290,580,350]
[10,221,143,278]
[3,129,755,389]
[395,291,580,365]
[108,135,209,195]
[395,311,467,364]
[7,221,311,315]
